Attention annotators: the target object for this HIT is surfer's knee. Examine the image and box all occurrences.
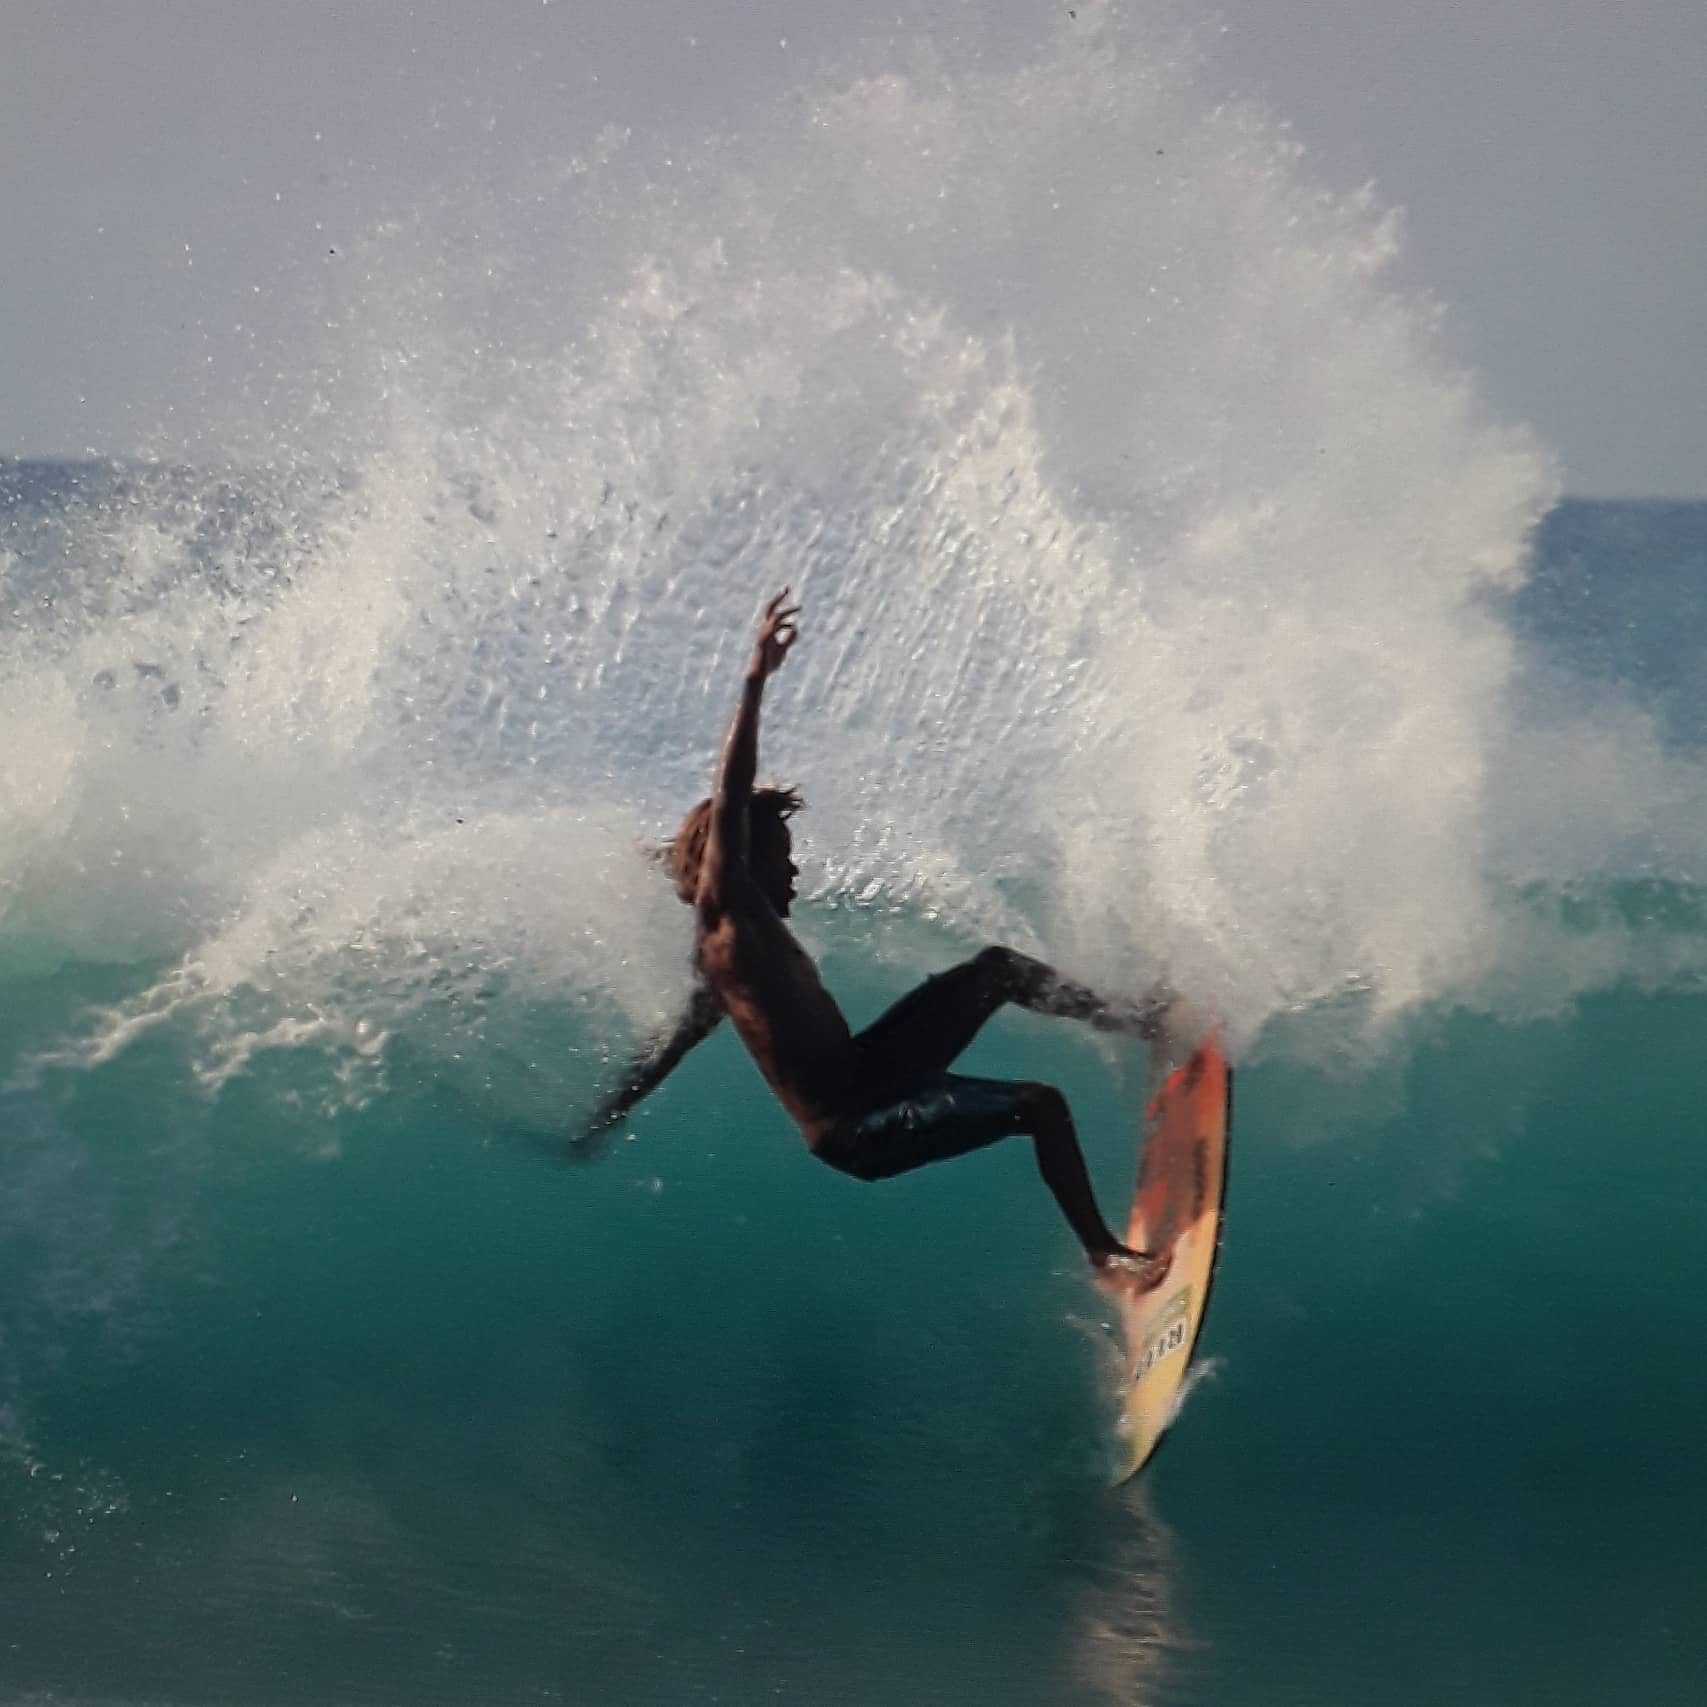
[1013,1080,1070,1134]
[807,1131,883,1183]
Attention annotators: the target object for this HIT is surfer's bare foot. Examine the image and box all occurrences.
[1089,1241,1149,1269]
[1090,1244,1172,1295]
[1108,991,1172,1042]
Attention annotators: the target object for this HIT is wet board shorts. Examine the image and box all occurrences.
[813,1072,1032,1182]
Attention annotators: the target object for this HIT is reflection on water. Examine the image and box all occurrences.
[1073,1483,1191,1706]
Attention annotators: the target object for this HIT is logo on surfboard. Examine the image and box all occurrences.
[1132,1286,1191,1384]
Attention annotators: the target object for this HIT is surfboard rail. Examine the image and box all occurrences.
[1109,1030,1232,1480]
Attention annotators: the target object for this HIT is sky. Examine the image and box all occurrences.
[4,0,1704,495]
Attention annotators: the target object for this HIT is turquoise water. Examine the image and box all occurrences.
[4,942,1705,1703]
[5,10,1707,1699]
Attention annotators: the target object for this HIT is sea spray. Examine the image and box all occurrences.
[2,6,1698,1108]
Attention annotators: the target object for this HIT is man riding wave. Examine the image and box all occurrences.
[587,591,1165,1276]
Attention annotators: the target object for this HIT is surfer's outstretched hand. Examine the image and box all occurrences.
[750,588,800,679]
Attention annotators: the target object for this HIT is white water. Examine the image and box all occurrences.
[3,5,1701,1108]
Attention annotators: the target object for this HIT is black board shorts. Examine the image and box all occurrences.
[813,1072,1032,1182]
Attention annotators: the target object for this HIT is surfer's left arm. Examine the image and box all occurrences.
[573,983,725,1159]
[698,590,798,910]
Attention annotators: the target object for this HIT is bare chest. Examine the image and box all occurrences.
[696,908,853,1111]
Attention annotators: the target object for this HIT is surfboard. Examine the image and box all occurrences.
[1108,1031,1231,1480]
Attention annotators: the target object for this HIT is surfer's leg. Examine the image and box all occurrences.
[854,946,1165,1081]
[1012,1083,1139,1267]
[815,1074,1137,1265]
[991,948,1169,1037]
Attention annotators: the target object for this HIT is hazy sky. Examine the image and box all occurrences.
[6,0,1704,494]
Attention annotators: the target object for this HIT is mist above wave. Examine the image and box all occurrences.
[3,6,1698,1104]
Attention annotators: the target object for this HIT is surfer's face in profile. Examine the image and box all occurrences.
[666,789,801,916]
[752,816,799,917]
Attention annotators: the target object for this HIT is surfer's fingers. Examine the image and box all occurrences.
[758,595,801,643]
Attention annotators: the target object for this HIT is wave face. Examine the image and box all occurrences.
[2,9,1705,1704]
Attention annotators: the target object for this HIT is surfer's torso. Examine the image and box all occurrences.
[696,867,855,1133]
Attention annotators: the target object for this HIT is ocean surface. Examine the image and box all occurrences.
[4,15,1706,1703]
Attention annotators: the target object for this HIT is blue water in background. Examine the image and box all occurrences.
[3,18,1706,1701]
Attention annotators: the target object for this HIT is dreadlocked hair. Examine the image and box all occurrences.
[663,786,804,904]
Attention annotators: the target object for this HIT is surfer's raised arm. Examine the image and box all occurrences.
[573,982,724,1158]
[698,590,798,911]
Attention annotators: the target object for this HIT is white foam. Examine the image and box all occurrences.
[2,8,1699,1094]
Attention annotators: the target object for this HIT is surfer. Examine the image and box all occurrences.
[585,591,1162,1272]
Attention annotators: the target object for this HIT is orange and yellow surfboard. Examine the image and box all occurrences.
[1109,1032,1232,1479]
